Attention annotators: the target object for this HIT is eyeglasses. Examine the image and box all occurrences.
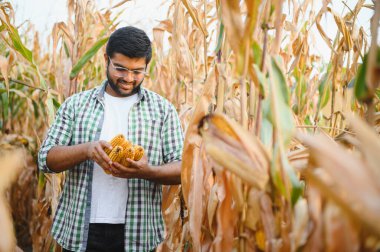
[108,57,148,79]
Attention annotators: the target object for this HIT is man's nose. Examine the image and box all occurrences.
[122,71,135,82]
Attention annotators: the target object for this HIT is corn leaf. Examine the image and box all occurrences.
[354,55,369,103]
[70,37,109,79]
[318,72,331,110]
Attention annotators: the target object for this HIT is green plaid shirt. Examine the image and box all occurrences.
[38,81,184,252]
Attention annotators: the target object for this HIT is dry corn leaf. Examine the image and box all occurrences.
[346,114,380,187]
[244,188,261,231]
[298,132,380,237]
[109,0,131,9]
[303,185,324,251]
[0,55,9,92]
[181,66,217,206]
[188,146,203,251]
[213,174,236,252]
[220,0,244,54]
[181,0,208,37]
[323,202,360,252]
[0,149,24,252]
[259,193,276,251]
[365,1,380,92]
[315,5,333,50]
[162,186,182,251]
[291,198,309,250]
[207,183,218,237]
[327,7,353,51]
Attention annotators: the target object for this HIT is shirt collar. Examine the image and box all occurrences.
[93,80,146,102]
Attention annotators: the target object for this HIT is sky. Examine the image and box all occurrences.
[10,0,171,39]
[9,0,376,62]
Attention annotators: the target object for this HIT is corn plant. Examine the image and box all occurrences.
[0,0,379,251]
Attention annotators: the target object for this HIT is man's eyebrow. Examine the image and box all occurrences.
[114,62,145,70]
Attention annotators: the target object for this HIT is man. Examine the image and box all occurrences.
[38,26,184,252]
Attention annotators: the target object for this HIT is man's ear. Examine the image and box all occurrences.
[104,53,108,66]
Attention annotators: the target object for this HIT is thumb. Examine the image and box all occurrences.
[126,158,138,167]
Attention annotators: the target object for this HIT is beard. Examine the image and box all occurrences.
[106,68,143,97]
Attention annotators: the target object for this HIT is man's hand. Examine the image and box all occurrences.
[109,155,182,185]
[87,141,113,173]
[110,155,153,179]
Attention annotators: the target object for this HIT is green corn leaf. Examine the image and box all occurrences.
[214,22,224,53]
[252,40,262,66]
[37,173,46,198]
[32,100,40,119]
[0,12,34,63]
[271,57,290,104]
[269,57,294,144]
[318,73,331,109]
[376,88,380,100]
[283,156,304,206]
[52,97,61,110]
[70,37,109,79]
[1,91,9,122]
[253,64,266,97]
[354,55,369,103]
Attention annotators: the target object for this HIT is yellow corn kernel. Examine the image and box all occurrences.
[255,229,266,251]
[120,147,135,167]
[108,145,124,163]
[104,134,125,154]
[104,146,113,155]
[121,139,132,150]
[133,145,144,161]
[110,134,126,147]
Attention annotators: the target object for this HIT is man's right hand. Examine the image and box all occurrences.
[87,141,113,172]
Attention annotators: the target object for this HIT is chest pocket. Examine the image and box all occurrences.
[131,115,162,165]
[74,102,103,144]
[139,118,162,145]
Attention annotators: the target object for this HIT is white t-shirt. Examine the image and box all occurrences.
[90,92,138,223]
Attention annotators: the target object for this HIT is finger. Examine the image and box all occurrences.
[110,167,119,176]
[99,140,113,151]
[112,162,137,173]
[109,163,132,178]
[93,152,111,171]
[95,145,112,165]
[124,158,138,168]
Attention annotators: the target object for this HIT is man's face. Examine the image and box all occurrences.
[105,53,147,97]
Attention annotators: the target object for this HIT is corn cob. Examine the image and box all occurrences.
[104,134,125,154]
[121,139,132,150]
[255,229,265,251]
[110,134,126,146]
[108,145,124,163]
[104,145,124,174]
[133,145,144,161]
[120,147,135,167]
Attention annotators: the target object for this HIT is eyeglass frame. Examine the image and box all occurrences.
[107,56,149,79]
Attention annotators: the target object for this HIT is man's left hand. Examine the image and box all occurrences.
[109,155,153,179]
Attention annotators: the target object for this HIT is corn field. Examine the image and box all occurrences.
[0,0,379,251]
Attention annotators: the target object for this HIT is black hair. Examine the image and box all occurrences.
[106,26,152,65]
